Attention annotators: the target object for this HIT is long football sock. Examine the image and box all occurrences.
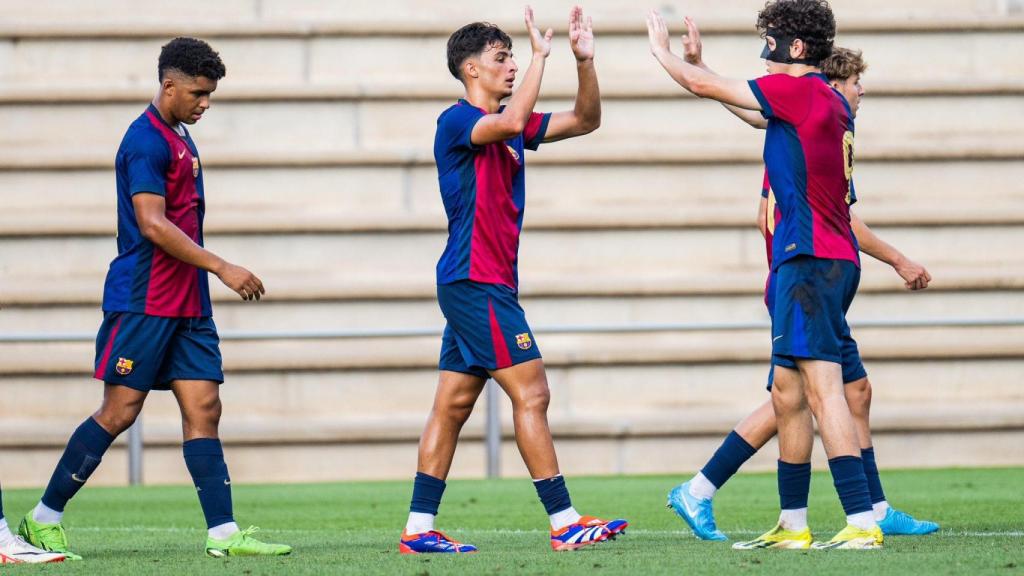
[406,472,446,534]
[698,431,758,495]
[183,438,235,530]
[534,475,580,530]
[777,460,811,530]
[828,456,875,528]
[40,417,115,514]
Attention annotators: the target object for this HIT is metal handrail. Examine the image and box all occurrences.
[3,316,1023,343]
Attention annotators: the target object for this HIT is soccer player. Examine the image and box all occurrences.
[662,32,939,541]
[647,0,885,549]
[0,485,65,563]
[17,37,290,560]
[399,6,627,554]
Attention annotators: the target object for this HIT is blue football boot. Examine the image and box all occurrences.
[877,507,939,535]
[667,482,727,541]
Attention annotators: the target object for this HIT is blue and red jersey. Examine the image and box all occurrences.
[102,104,212,318]
[434,99,551,290]
[749,72,859,271]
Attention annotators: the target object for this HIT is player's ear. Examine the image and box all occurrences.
[790,38,806,60]
[463,58,480,80]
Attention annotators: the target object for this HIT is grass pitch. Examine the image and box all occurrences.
[3,467,1022,575]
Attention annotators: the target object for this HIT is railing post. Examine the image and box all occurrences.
[127,415,143,486]
[485,380,501,478]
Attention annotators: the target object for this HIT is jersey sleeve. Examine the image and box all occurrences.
[748,74,813,125]
[438,104,485,152]
[523,112,552,151]
[124,130,171,196]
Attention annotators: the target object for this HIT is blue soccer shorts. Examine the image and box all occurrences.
[436,280,542,378]
[764,268,867,390]
[93,312,224,391]
[770,255,866,371]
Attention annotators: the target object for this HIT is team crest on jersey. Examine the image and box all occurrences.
[506,145,521,163]
[515,332,533,350]
[115,357,134,376]
[192,156,200,178]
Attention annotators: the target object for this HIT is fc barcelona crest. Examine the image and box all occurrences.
[515,332,533,350]
[506,145,521,163]
[192,156,200,178]
[115,357,134,376]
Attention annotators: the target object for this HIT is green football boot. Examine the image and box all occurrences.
[17,513,83,561]
[205,526,292,557]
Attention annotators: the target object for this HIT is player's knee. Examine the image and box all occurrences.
[93,409,139,436]
[845,378,872,415]
[512,382,550,413]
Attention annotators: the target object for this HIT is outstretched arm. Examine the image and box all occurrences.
[851,210,931,290]
[471,6,552,145]
[680,16,767,129]
[647,10,761,110]
[543,5,601,142]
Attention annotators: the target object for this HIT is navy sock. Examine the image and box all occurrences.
[533,475,573,515]
[701,431,758,488]
[861,448,886,504]
[41,417,115,512]
[777,460,811,510]
[409,472,446,515]
[828,455,873,515]
[1,481,4,520]
[183,438,234,528]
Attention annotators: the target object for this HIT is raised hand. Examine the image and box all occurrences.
[646,9,671,56]
[681,16,703,66]
[569,5,594,61]
[525,5,553,57]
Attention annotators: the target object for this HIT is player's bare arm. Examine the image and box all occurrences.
[680,16,767,129]
[470,6,552,145]
[646,10,761,110]
[850,210,931,291]
[132,193,265,301]
[543,5,601,142]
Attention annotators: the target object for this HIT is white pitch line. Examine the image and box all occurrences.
[69,526,1024,537]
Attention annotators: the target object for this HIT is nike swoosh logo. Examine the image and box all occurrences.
[224,479,231,485]
[178,149,187,159]
[681,494,701,519]
[773,335,784,342]
[71,473,86,483]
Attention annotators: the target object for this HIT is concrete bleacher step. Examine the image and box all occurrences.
[2,95,1021,164]
[1,398,1021,486]
[4,160,1023,236]
[4,323,1023,376]
[2,225,1021,305]
[3,30,1020,98]
[2,290,1021,335]
[3,357,1021,422]
[2,0,1020,31]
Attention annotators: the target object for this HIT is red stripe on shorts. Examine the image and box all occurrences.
[488,299,512,369]
[94,316,123,380]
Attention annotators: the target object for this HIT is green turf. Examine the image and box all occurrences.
[3,468,1022,575]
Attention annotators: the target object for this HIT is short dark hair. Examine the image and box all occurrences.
[756,0,836,64]
[158,37,226,81]
[822,47,867,81]
[446,22,512,81]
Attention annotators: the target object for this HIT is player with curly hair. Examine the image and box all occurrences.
[16,37,291,560]
[662,32,939,543]
[647,0,888,549]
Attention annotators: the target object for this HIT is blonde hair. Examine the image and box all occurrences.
[821,47,867,81]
